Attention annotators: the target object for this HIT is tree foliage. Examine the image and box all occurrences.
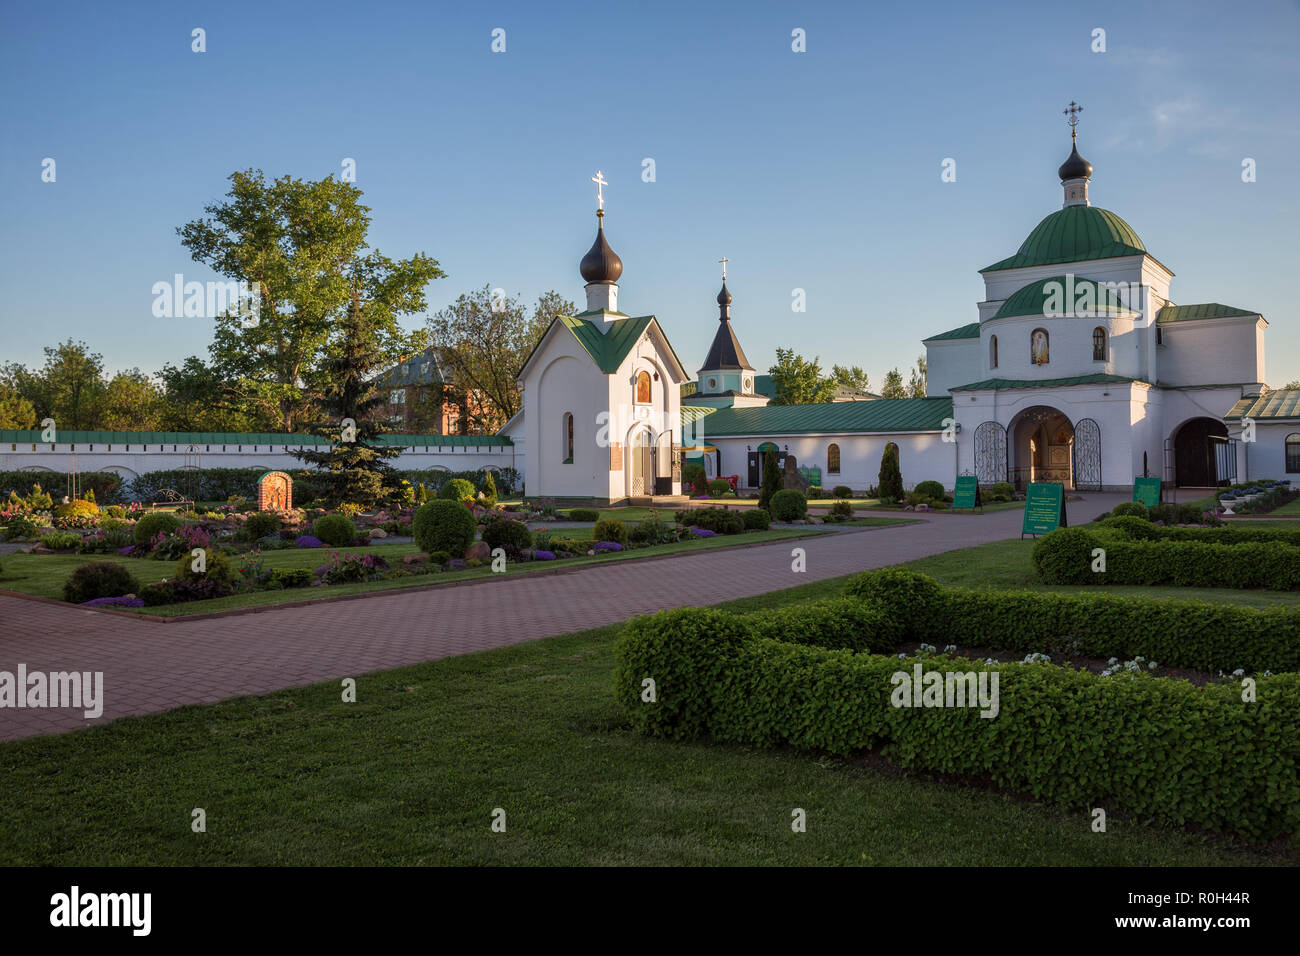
[880,368,906,398]
[768,348,836,405]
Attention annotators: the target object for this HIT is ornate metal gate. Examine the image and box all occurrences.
[973,421,1007,486]
[1073,418,1102,491]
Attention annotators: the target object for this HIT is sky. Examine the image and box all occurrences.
[2,0,1298,390]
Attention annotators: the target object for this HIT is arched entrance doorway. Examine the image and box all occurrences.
[628,428,653,496]
[1172,417,1230,487]
[1008,406,1074,490]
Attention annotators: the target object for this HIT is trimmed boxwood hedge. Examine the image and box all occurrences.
[413,499,476,557]
[847,569,1300,674]
[1096,516,1300,547]
[769,489,808,521]
[614,600,1300,839]
[1034,526,1300,590]
[132,511,182,545]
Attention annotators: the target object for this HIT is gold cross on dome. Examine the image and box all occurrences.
[591,170,608,211]
[1064,101,1083,138]
[718,256,729,281]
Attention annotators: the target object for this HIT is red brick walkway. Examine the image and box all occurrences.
[0,495,1124,740]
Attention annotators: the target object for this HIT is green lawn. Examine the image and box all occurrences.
[0,569,1281,866]
[0,527,839,617]
[1268,498,1300,516]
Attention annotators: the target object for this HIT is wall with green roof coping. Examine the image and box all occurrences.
[950,373,1148,392]
[691,398,953,436]
[923,322,980,341]
[1158,303,1260,324]
[0,430,512,447]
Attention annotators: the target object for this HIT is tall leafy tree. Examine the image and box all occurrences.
[0,383,36,429]
[880,368,906,398]
[428,286,575,432]
[179,169,438,431]
[758,446,782,512]
[768,348,836,405]
[830,364,870,393]
[292,253,441,505]
[878,442,903,500]
[157,356,276,432]
[907,356,928,397]
[7,340,107,429]
[100,370,165,430]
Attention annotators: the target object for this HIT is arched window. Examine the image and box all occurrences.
[1287,434,1300,473]
[1030,328,1049,365]
[635,370,651,404]
[562,412,574,463]
[827,443,840,474]
[989,334,998,369]
[1092,327,1107,361]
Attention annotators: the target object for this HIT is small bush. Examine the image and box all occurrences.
[4,515,38,541]
[427,550,452,565]
[140,581,176,606]
[413,500,477,557]
[592,518,629,547]
[63,561,140,604]
[568,508,600,522]
[991,481,1014,499]
[832,485,853,499]
[479,470,498,507]
[742,508,770,530]
[270,568,312,589]
[313,513,358,547]
[1111,501,1149,519]
[769,489,808,521]
[914,480,945,500]
[682,507,745,534]
[482,518,533,552]
[243,511,282,540]
[132,511,181,545]
[829,500,853,518]
[1030,527,1099,585]
[439,478,477,502]
[807,485,822,499]
[707,479,731,496]
[40,531,82,551]
[843,568,943,635]
[174,549,236,585]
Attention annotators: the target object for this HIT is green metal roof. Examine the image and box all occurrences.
[1226,390,1300,420]
[991,275,1134,320]
[1157,303,1260,324]
[0,429,513,447]
[950,373,1147,392]
[981,206,1148,273]
[690,398,954,436]
[680,405,718,427]
[923,322,980,342]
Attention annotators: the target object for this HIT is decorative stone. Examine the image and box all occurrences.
[403,552,429,565]
[368,528,388,539]
[465,541,491,561]
[257,471,292,511]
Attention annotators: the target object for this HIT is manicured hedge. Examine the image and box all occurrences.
[847,569,1300,674]
[614,603,1300,839]
[1096,516,1300,547]
[0,470,124,504]
[412,499,476,557]
[1034,527,1300,590]
[124,466,518,504]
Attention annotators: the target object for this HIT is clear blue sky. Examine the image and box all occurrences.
[3,0,1298,388]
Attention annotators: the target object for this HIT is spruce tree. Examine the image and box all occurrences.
[758,447,782,512]
[878,442,903,501]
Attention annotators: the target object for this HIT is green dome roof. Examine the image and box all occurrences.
[982,205,1146,273]
[991,275,1136,320]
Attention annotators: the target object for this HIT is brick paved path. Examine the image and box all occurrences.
[0,495,1125,740]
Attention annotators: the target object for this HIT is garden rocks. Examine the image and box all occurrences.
[368,528,388,539]
[402,552,429,566]
[464,541,491,562]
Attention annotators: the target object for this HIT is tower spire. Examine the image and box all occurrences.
[579,170,622,318]
[1058,101,1092,207]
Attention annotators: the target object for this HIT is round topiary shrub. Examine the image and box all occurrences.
[742,507,770,530]
[832,485,853,498]
[313,513,358,547]
[132,511,181,545]
[413,499,477,557]
[1095,515,1159,540]
[1031,527,1100,585]
[707,479,731,496]
[992,481,1014,499]
[568,508,600,522]
[686,508,745,534]
[482,518,533,552]
[439,478,477,502]
[173,549,236,585]
[592,518,629,546]
[1111,501,1149,520]
[243,511,282,540]
[829,499,854,517]
[914,480,946,501]
[842,567,943,639]
[63,561,140,604]
[770,489,808,522]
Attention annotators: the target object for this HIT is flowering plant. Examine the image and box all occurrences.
[533,549,556,560]
[592,541,623,552]
[80,596,146,609]
[296,535,324,548]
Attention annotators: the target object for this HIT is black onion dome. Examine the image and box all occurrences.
[579,218,623,284]
[716,281,732,308]
[1058,142,1093,181]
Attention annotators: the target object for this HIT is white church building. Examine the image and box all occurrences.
[4,119,1295,502]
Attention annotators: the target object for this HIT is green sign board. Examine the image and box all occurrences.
[1133,477,1162,508]
[953,475,980,510]
[1021,482,1067,536]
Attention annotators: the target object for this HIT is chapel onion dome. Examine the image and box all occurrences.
[579,216,623,284]
[716,281,732,308]
[1058,142,1093,181]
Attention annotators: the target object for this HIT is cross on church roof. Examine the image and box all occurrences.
[591,170,608,212]
[718,256,728,280]
[1064,101,1083,140]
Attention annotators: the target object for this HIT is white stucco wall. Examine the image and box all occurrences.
[925,338,982,396]
[710,431,957,493]
[1155,316,1265,388]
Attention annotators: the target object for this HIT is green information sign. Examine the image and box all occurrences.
[1021,482,1067,537]
[1133,477,1162,508]
[953,475,980,510]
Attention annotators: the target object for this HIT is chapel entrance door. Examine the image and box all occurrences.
[630,429,653,496]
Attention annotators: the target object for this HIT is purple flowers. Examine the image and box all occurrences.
[533,550,556,560]
[80,596,145,609]
[690,527,718,537]
[116,545,136,556]
[296,535,324,548]
[592,541,623,552]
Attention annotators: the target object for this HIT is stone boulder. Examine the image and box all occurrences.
[464,541,491,562]
[402,552,429,566]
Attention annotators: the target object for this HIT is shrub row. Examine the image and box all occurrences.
[123,466,518,504]
[614,602,1300,839]
[849,568,1300,674]
[0,471,124,504]
[1097,515,1300,547]
[1034,527,1300,591]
